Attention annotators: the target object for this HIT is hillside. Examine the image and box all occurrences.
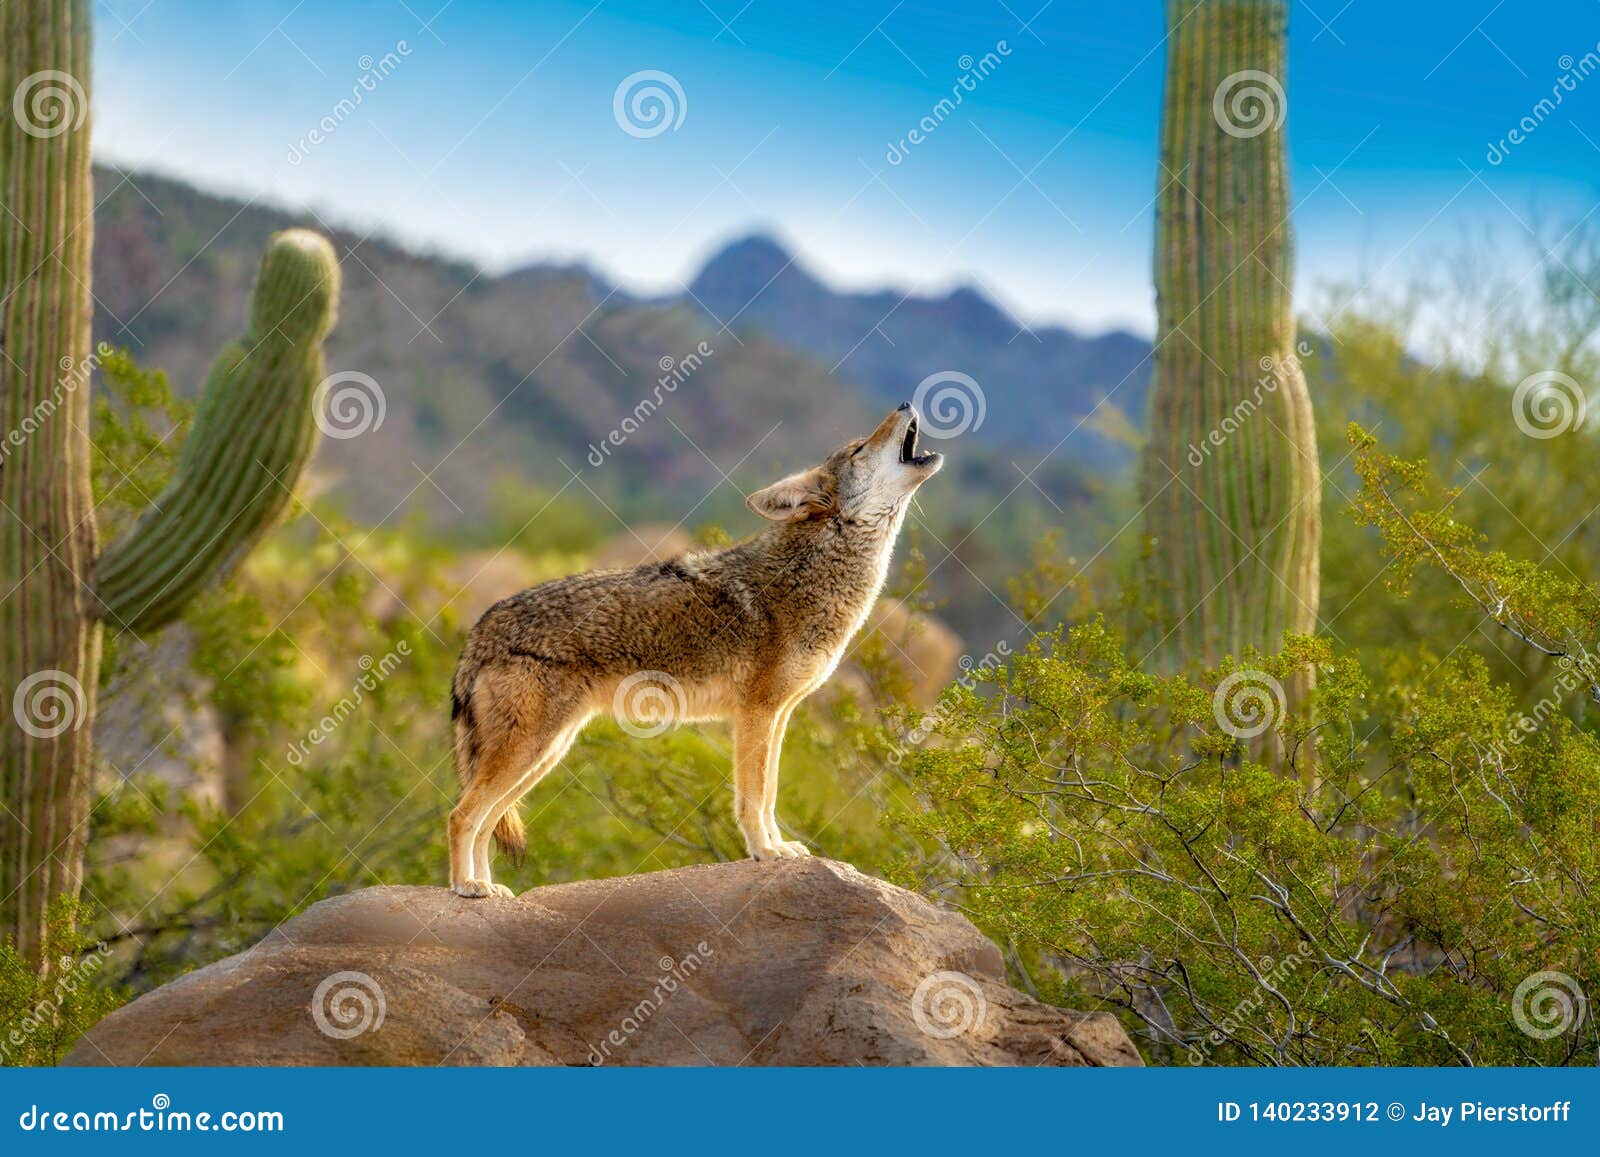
[92,169,880,528]
[90,168,1142,638]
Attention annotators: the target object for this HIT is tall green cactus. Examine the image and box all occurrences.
[1,0,340,957]
[1141,0,1319,677]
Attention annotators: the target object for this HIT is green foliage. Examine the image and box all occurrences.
[1348,425,1600,698]
[467,474,608,559]
[89,347,194,539]
[887,611,1599,1065]
[0,899,122,1066]
[1309,232,1600,708]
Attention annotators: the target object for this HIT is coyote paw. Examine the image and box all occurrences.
[450,879,497,898]
[489,883,516,899]
[774,839,812,858]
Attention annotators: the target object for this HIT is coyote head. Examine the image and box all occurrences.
[746,403,943,525]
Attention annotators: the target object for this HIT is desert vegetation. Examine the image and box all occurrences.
[4,0,1598,1068]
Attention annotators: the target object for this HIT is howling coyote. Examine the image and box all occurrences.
[446,404,943,897]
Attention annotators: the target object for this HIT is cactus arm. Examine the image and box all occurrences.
[90,230,340,633]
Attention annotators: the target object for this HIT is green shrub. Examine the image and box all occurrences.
[885,431,1600,1066]
[0,899,123,1066]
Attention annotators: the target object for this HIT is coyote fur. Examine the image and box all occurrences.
[447,403,942,897]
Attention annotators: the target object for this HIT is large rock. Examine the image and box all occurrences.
[68,859,1139,1067]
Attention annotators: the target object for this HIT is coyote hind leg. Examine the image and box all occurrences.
[449,675,575,899]
[469,721,584,888]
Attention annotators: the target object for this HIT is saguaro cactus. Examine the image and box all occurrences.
[1,0,340,956]
[1140,0,1319,675]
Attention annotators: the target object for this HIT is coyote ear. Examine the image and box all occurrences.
[746,468,834,522]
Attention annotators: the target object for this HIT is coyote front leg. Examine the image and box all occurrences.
[761,701,808,857]
[733,707,808,860]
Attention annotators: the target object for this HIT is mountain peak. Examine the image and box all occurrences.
[939,284,1011,332]
[690,234,819,307]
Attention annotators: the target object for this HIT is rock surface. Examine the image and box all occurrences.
[68,859,1140,1067]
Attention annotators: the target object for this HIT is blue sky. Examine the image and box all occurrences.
[93,0,1600,334]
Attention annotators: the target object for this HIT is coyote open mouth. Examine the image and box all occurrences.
[899,417,937,466]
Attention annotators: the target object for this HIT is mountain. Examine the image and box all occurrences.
[88,168,1139,639]
[685,235,1152,465]
[91,169,880,530]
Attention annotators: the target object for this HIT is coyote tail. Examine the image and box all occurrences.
[451,667,527,866]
